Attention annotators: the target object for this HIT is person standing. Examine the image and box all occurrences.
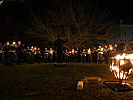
[3,41,13,66]
[54,35,68,63]
[8,41,16,66]
[103,45,109,64]
[44,48,49,63]
[86,48,91,63]
[77,48,81,63]
[128,40,133,52]
[0,43,3,63]
[49,48,54,63]
[92,47,98,63]
[116,40,125,54]
[16,41,24,65]
[36,48,41,63]
[82,49,86,63]
[97,46,103,63]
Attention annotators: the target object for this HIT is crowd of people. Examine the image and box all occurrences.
[0,39,133,66]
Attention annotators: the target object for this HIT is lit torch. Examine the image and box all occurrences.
[110,53,133,81]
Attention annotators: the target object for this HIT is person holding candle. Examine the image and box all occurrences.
[16,41,24,65]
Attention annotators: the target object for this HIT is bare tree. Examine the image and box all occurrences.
[24,0,115,49]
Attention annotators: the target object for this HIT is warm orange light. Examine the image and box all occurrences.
[87,48,91,54]
[50,50,53,55]
[110,47,113,50]
[72,49,75,54]
[31,46,33,49]
[110,53,133,80]
[18,41,21,45]
[34,47,37,50]
[49,48,53,55]
[98,46,103,54]
[13,41,16,45]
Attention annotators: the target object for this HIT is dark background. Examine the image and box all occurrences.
[0,0,133,44]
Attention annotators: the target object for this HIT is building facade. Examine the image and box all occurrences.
[120,20,133,44]
[108,20,133,44]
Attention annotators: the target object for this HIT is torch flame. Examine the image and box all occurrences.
[110,53,133,80]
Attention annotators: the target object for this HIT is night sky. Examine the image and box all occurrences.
[32,0,133,23]
[92,0,133,23]
[108,0,133,24]
[1,0,133,23]
[0,0,133,42]
[31,0,133,23]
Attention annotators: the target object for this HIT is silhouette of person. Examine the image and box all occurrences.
[116,40,125,54]
[54,35,68,63]
[16,41,24,65]
[0,43,2,63]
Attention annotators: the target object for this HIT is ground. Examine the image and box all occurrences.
[0,63,133,100]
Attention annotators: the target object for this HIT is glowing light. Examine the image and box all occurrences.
[72,49,75,54]
[110,53,133,80]
[34,47,37,50]
[0,0,3,5]
[31,46,33,49]
[120,60,124,66]
[98,47,103,54]
[87,48,91,54]
[49,48,53,55]
[110,47,113,50]
[50,50,53,55]
[13,41,16,45]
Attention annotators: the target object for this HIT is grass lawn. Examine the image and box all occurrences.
[0,63,133,100]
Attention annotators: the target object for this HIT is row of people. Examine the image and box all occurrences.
[1,39,132,66]
[0,41,41,65]
[0,41,118,65]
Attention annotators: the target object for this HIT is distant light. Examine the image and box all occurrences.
[0,0,3,5]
